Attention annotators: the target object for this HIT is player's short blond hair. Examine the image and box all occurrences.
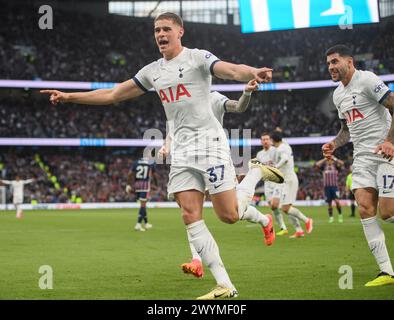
[154,12,183,27]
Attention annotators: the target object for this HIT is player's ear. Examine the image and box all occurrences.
[178,27,184,39]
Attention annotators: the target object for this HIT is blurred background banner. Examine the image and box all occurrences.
[239,0,380,33]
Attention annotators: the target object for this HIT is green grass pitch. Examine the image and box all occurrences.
[0,206,393,300]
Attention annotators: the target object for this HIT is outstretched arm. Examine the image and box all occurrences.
[375,92,394,161]
[23,179,35,185]
[322,120,350,159]
[213,61,272,83]
[40,79,145,106]
[0,180,11,185]
[225,80,259,113]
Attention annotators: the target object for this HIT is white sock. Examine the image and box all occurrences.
[361,216,394,275]
[187,231,201,261]
[187,220,234,289]
[240,205,269,227]
[16,205,22,218]
[287,206,308,223]
[236,167,262,196]
[273,208,286,230]
[288,215,303,233]
[384,216,394,223]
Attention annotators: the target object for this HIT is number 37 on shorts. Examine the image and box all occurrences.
[205,163,237,194]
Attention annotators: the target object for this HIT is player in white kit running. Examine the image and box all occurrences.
[40,13,284,299]
[1,176,35,219]
[271,131,313,238]
[323,45,394,287]
[159,80,279,279]
[256,133,288,235]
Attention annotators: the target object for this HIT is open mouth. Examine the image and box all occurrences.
[158,39,169,46]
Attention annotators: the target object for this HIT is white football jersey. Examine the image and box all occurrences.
[333,70,392,157]
[256,147,276,167]
[134,47,230,167]
[167,91,228,138]
[273,142,296,180]
[210,91,228,126]
[2,179,34,204]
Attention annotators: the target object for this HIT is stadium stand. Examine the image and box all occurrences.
[0,2,390,203]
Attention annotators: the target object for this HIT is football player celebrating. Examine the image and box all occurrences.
[323,44,394,286]
[41,12,283,300]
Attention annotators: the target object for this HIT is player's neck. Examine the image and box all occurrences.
[341,67,356,87]
[163,45,184,61]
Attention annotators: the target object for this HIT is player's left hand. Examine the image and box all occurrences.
[374,140,394,161]
[125,185,133,194]
[245,80,259,92]
[253,67,273,83]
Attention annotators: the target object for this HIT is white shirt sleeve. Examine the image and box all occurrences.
[256,151,264,163]
[23,179,34,185]
[363,71,391,104]
[132,62,155,92]
[194,49,221,77]
[275,148,290,169]
[210,91,228,113]
[1,180,11,185]
[333,89,346,120]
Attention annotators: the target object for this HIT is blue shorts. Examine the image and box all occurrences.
[325,186,339,203]
[136,191,149,201]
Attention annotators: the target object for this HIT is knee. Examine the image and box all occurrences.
[358,203,376,219]
[181,207,201,224]
[219,210,239,224]
[380,211,394,222]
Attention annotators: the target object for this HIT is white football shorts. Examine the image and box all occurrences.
[280,175,299,205]
[353,152,394,198]
[167,161,237,200]
[264,181,283,202]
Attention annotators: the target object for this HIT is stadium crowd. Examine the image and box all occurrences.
[0,90,339,139]
[0,151,169,203]
[0,145,353,203]
[1,3,393,83]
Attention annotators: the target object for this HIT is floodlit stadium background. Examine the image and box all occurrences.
[0,0,394,300]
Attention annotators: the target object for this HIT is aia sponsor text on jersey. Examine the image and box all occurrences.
[159,84,191,103]
[343,108,365,124]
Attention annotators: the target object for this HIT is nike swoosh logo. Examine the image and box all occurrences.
[214,183,224,189]
[153,77,160,82]
[382,190,392,194]
[214,292,226,298]
[267,167,284,183]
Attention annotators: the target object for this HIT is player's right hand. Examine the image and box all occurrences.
[158,145,168,160]
[322,141,336,160]
[253,67,273,83]
[125,185,132,194]
[40,90,69,105]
